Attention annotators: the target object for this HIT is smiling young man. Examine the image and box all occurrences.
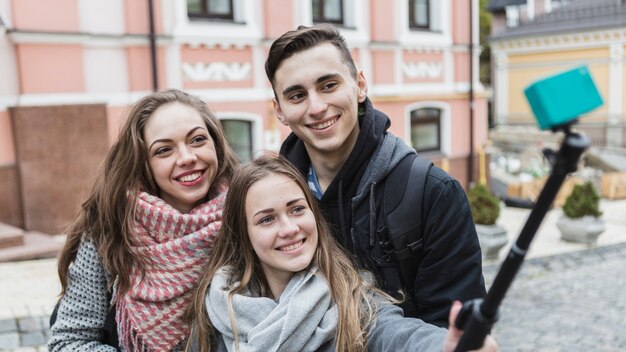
[265,24,486,327]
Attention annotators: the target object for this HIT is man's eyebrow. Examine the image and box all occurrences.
[282,84,304,97]
[316,73,340,84]
[281,73,341,97]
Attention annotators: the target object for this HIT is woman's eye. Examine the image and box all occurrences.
[291,205,306,214]
[259,216,274,224]
[154,147,170,156]
[191,135,208,144]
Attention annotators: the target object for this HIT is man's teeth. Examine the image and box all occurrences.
[280,240,303,251]
[311,118,337,130]
[179,172,201,182]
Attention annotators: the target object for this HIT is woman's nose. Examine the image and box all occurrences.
[278,217,299,238]
[177,146,197,166]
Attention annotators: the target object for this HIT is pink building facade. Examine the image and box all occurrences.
[0,0,488,233]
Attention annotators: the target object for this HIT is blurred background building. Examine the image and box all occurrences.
[486,0,626,202]
[489,0,625,147]
[0,0,487,236]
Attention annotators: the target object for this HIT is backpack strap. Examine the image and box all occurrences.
[380,154,433,299]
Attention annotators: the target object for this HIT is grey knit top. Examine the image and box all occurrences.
[48,238,117,351]
[47,238,184,351]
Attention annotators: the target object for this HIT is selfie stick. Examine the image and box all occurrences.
[453,66,603,351]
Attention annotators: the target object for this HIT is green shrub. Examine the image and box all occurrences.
[562,181,602,218]
[467,184,500,225]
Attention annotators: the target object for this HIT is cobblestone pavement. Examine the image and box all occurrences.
[1,244,626,351]
[485,242,626,352]
[0,258,57,352]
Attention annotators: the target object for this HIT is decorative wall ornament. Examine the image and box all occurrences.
[182,62,251,82]
[402,62,443,79]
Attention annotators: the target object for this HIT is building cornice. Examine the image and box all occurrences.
[6,29,172,46]
[371,90,490,103]
[0,88,275,109]
[491,28,626,54]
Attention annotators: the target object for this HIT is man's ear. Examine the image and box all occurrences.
[273,99,288,126]
[357,71,368,103]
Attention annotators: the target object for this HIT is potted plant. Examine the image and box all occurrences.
[556,181,605,244]
[468,184,508,260]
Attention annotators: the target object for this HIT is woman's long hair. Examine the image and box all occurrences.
[56,89,238,296]
[187,153,389,352]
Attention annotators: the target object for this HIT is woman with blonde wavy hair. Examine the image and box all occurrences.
[49,89,238,351]
[187,154,498,352]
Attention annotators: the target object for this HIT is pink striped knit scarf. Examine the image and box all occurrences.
[117,185,227,352]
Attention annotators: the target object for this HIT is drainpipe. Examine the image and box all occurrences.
[468,0,475,188]
[148,0,158,92]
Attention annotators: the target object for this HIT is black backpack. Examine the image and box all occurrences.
[375,154,433,314]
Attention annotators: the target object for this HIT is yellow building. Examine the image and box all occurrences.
[489,0,626,149]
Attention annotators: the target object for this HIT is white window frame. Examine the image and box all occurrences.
[295,0,369,45]
[505,5,525,28]
[168,0,263,45]
[404,101,451,156]
[397,0,451,47]
[546,0,572,13]
[217,112,263,157]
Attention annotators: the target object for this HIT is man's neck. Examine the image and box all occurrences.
[308,151,347,193]
[306,129,360,193]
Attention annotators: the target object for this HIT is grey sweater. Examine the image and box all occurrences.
[366,301,447,351]
[48,239,117,351]
[48,239,185,351]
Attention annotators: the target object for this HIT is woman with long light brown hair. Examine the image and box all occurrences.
[187,154,498,352]
[49,89,238,351]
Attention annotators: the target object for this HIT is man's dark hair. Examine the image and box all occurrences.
[265,24,358,91]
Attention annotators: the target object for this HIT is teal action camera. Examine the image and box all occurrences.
[524,65,603,130]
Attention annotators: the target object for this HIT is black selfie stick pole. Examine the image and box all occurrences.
[453,124,590,352]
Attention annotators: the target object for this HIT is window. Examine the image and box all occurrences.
[549,0,572,11]
[505,4,534,28]
[221,119,253,161]
[188,0,234,21]
[409,0,429,29]
[312,0,344,25]
[400,1,446,44]
[410,107,441,153]
[505,7,518,27]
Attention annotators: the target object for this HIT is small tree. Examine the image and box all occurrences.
[562,181,602,218]
[468,184,500,225]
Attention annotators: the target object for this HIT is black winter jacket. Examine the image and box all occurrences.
[280,98,486,327]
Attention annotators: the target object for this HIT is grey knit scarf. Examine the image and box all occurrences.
[206,265,337,352]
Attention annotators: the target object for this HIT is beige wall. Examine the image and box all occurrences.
[623,46,626,114]
[370,0,395,42]
[506,48,612,123]
[12,0,79,31]
[17,44,85,94]
[263,0,294,38]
